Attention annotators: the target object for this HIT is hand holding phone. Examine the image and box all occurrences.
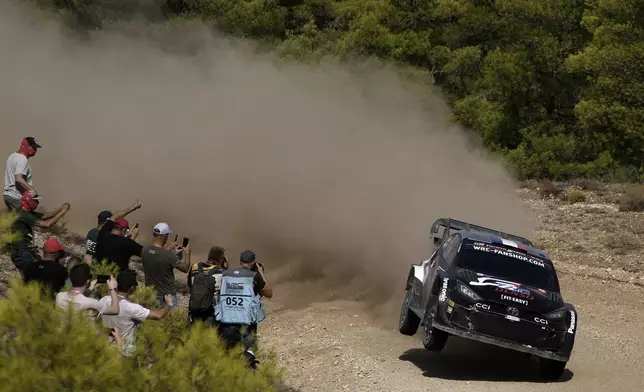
[97,274,110,284]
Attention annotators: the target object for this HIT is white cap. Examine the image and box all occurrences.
[153,222,172,235]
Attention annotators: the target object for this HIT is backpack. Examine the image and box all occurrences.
[189,263,223,312]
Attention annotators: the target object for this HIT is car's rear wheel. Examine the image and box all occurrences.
[422,302,448,352]
[399,288,420,336]
[538,358,566,381]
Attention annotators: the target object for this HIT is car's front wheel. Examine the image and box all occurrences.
[422,302,448,352]
[399,287,420,336]
[538,358,566,380]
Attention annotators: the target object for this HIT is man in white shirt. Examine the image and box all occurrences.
[55,264,120,318]
[4,137,41,211]
[98,270,173,357]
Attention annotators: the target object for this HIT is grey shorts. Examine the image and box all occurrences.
[3,195,20,211]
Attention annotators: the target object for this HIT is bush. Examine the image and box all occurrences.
[619,185,644,212]
[564,189,587,204]
[0,279,284,392]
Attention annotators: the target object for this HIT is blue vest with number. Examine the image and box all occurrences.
[215,268,265,325]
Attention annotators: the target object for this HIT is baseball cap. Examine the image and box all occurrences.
[240,250,256,263]
[98,210,112,224]
[25,136,41,149]
[43,238,64,253]
[153,222,172,235]
[114,218,129,229]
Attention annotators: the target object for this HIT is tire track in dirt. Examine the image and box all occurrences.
[261,273,644,392]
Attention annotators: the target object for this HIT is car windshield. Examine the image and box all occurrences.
[457,240,557,291]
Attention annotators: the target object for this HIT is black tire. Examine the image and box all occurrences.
[399,288,420,336]
[422,301,448,352]
[538,358,566,381]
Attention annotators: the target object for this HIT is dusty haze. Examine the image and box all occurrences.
[0,1,535,320]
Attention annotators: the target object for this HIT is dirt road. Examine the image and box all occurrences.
[261,273,644,392]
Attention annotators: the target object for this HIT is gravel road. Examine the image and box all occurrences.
[262,272,644,391]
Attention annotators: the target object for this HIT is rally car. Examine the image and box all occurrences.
[399,218,578,380]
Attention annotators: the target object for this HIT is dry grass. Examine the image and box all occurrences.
[619,184,644,212]
[603,234,641,255]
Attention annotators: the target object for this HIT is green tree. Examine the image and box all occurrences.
[566,0,644,174]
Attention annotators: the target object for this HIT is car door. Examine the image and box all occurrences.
[423,233,459,304]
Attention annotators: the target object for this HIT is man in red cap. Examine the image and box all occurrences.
[4,137,41,211]
[23,238,70,299]
[8,190,70,274]
[94,216,143,272]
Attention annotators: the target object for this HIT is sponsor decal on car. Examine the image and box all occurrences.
[474,303,490,310]
[500,294,528,306]
[505,315,520,322]
[439,277,449,302]
[568,310,576,334]
[495,287,534,300]
[469,276,534,298]
[534,317,548,325]
[467,243,546,267]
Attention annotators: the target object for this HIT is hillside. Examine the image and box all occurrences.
[1,183,643,391]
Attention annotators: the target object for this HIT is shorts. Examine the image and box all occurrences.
[3,195,20,212]
[218,323,258,351]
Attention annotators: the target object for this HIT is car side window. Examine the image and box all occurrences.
[443,234,461,264]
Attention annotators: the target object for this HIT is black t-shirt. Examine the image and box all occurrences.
[94,220,143,271]
[24,260,68,299]
[85,228,99,256]
[9,210,40,255]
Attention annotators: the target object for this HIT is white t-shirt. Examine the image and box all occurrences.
[55,291,102,319]
[4,152,32,199]
[98,295,150,357]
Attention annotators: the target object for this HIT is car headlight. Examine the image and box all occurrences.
[544,308,567,320]
[457,283,482,301]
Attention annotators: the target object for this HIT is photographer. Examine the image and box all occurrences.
[215,250,272,369]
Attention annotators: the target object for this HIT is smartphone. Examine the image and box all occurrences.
[174,234,178,243]
[97,275,110,284]
[108,328,115,337]
[182,237,190,247]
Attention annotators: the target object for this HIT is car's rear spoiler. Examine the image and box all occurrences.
[430,218,535,248]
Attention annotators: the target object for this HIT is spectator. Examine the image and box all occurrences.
[93,217,142,273]
[55,264,120,317]
[8,190,70,274]
[24,238,70,300]
[187,245,227,326]
[85,201,141,264]
[215,250,273,369]
[98,270,173,357]
[63,255,83,289]
[3,137,41,211]
[141,223,191,309]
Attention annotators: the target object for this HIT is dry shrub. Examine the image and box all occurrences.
[619,185,644,212]
[603,234,641,255]
[564,189,587,204]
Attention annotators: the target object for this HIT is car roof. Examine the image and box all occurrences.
[457,230,551,261]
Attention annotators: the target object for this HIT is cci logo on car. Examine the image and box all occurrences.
[534,317,548,325]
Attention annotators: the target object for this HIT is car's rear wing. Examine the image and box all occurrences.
[430,218,535,248]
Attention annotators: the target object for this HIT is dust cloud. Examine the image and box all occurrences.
[0,1,535,321]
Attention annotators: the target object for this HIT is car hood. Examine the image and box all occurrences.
[456,269,563,313]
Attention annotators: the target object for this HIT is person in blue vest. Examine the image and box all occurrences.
[215,249,273,369]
